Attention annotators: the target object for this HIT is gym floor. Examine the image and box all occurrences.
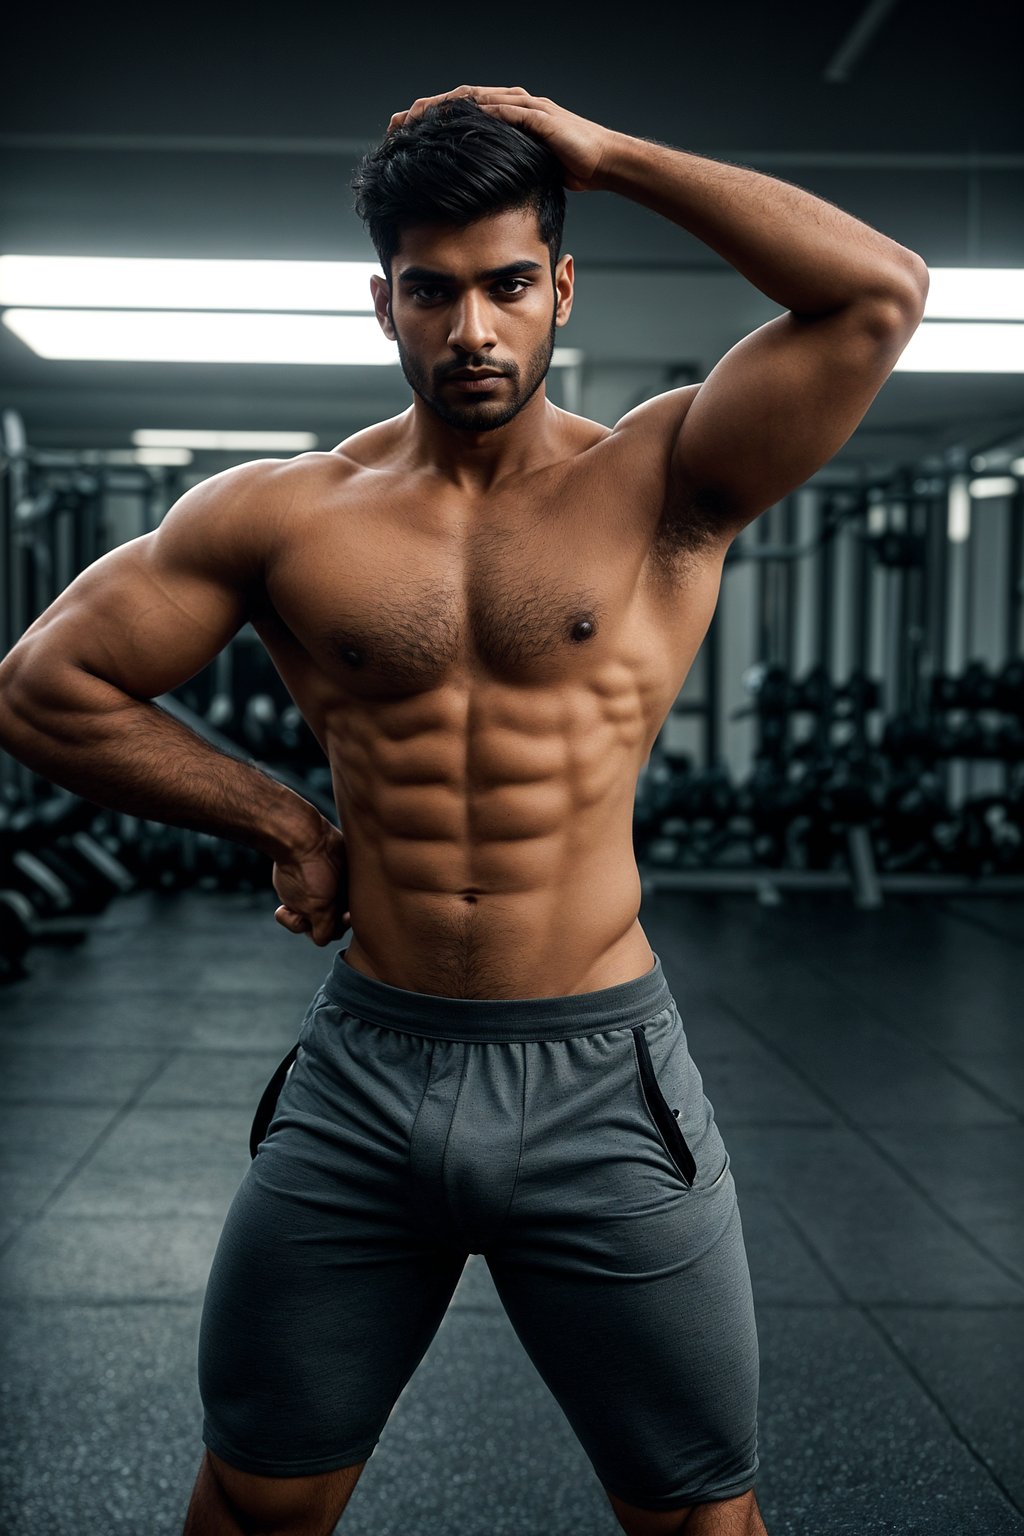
[0,890,1021,1536]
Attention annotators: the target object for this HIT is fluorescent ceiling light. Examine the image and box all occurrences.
[947,474,970,543]
[133,447,194,466]
[924,268,1024,321]
[2,309,398,364]
[969,475,1018,499]
[893,322,1024,373]
[0,255,379,311]
[1012,457,1024,476]
[3,308,584,370]
[133,429,317,450]
[96,448,195,466]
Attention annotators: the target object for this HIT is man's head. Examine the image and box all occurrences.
[352,95,566,284]
[351,97,574,433]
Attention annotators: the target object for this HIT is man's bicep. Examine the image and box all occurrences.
[669,301,920,536]
[10,469,265,702]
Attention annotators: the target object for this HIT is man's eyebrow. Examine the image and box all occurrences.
[397,260,545,284]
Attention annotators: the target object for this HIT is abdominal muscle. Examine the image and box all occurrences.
[325,679,657,1000]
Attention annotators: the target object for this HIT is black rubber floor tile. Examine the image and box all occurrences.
[871,1305,1024,1512]
[800,919,1020,1056]
[946,1051,1024,1117]
[872,1124,1024,1282]
[0,1044,170,1105]
[0,1215,223,1302]
[732,1193,843,1304]
[699,1050,836,1127]
[725,1003,1011,1128]
[940,898,1024,947]
[337,1307,621,1536]
[0,1301,207,1536]
[0,987,204,1048]
[136,1048,294,1107]
[0,989,309,1051]
[45,1107,250,1218]
[183,993,321,1049]
[448,1251,503,1311]
[674,998,771,1061]
[191,944,338,994]
[0,1296,617,1536]
[0,1105,116,1214]
[726,1126,1024,1304]
[753,1305,1023,1535]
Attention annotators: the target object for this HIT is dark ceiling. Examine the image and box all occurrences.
[2,0,1023,473]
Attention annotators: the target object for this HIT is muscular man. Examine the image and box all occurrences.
[0,88,926,1536]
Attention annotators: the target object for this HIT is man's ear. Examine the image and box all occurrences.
[555,253,574,328]
[370,273,396,339]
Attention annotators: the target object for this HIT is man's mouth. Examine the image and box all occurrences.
[446,371,504,392]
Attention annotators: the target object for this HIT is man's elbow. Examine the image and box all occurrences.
[898,249,930,315]
[858,254,929,345]
[885,249,929,324]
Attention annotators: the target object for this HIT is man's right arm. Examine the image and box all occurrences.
[0,460,324,864]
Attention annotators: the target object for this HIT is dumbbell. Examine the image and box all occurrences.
[882,714,942,763]
[835,671,880,715]
[994,660,1024,715]
[242,694,282,757]
[29,828,136,914]
[736,663,795,716]
[959,661,997,709]
[960,795,1024,874]
[0,889,36,979]
[793,666,834,714]
[279,705,324,769]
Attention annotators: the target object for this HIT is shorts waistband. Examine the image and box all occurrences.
[321,947,674,1042]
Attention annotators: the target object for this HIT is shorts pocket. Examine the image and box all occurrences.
[249,1042,301,1160]
[630,1023,698,1188]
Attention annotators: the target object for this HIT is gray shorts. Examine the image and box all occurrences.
[198,948,760,1511]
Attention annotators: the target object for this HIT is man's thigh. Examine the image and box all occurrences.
[486,1006,760,1510]
[198,1001,468,1478]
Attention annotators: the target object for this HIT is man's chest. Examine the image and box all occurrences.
[262,485,667,695]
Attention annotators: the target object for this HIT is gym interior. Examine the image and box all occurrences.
[1,6,1022,1535]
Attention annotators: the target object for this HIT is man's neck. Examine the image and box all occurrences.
[399,388,566,494]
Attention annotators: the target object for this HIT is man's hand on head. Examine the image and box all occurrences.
[386,86,615,193]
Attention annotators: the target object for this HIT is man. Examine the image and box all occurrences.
[0,87,926,1536]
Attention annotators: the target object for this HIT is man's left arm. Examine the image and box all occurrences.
[597,132,929,537]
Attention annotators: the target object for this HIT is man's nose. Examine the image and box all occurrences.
[447,293,497,355]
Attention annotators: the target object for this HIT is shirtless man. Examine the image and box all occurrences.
[0,87,926,1536]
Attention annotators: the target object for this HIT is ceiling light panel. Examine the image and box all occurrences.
[0,255,380,311]
[893,322,1024,373]
[2,309,398,364]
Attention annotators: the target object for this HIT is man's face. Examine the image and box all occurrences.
[371,207,574,433]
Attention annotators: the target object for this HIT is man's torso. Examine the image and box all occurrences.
[246,400,726,997]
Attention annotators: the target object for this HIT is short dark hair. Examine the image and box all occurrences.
[351,96,566,281]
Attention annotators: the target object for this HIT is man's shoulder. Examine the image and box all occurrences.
[606,383,702,445]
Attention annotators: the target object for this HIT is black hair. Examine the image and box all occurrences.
[351,96,566,281]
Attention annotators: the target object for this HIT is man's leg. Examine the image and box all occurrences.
[484,999,761,1521]
[607,1485,768,1535]
[182,1448,366,1535]
[193,993,466,1527]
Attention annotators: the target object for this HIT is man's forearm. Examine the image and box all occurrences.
[596,133,927,317]
[0,659,324,863]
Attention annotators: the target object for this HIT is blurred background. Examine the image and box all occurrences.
[0,4,1022,1535]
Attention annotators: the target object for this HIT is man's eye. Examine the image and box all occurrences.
[495,279,529,296]
[411,286,445,302]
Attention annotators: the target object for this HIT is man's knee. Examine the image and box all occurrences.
[606,1485,765,1535]
[193,1446,367,1535]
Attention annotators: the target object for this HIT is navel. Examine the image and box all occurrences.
[340,645,365,668]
